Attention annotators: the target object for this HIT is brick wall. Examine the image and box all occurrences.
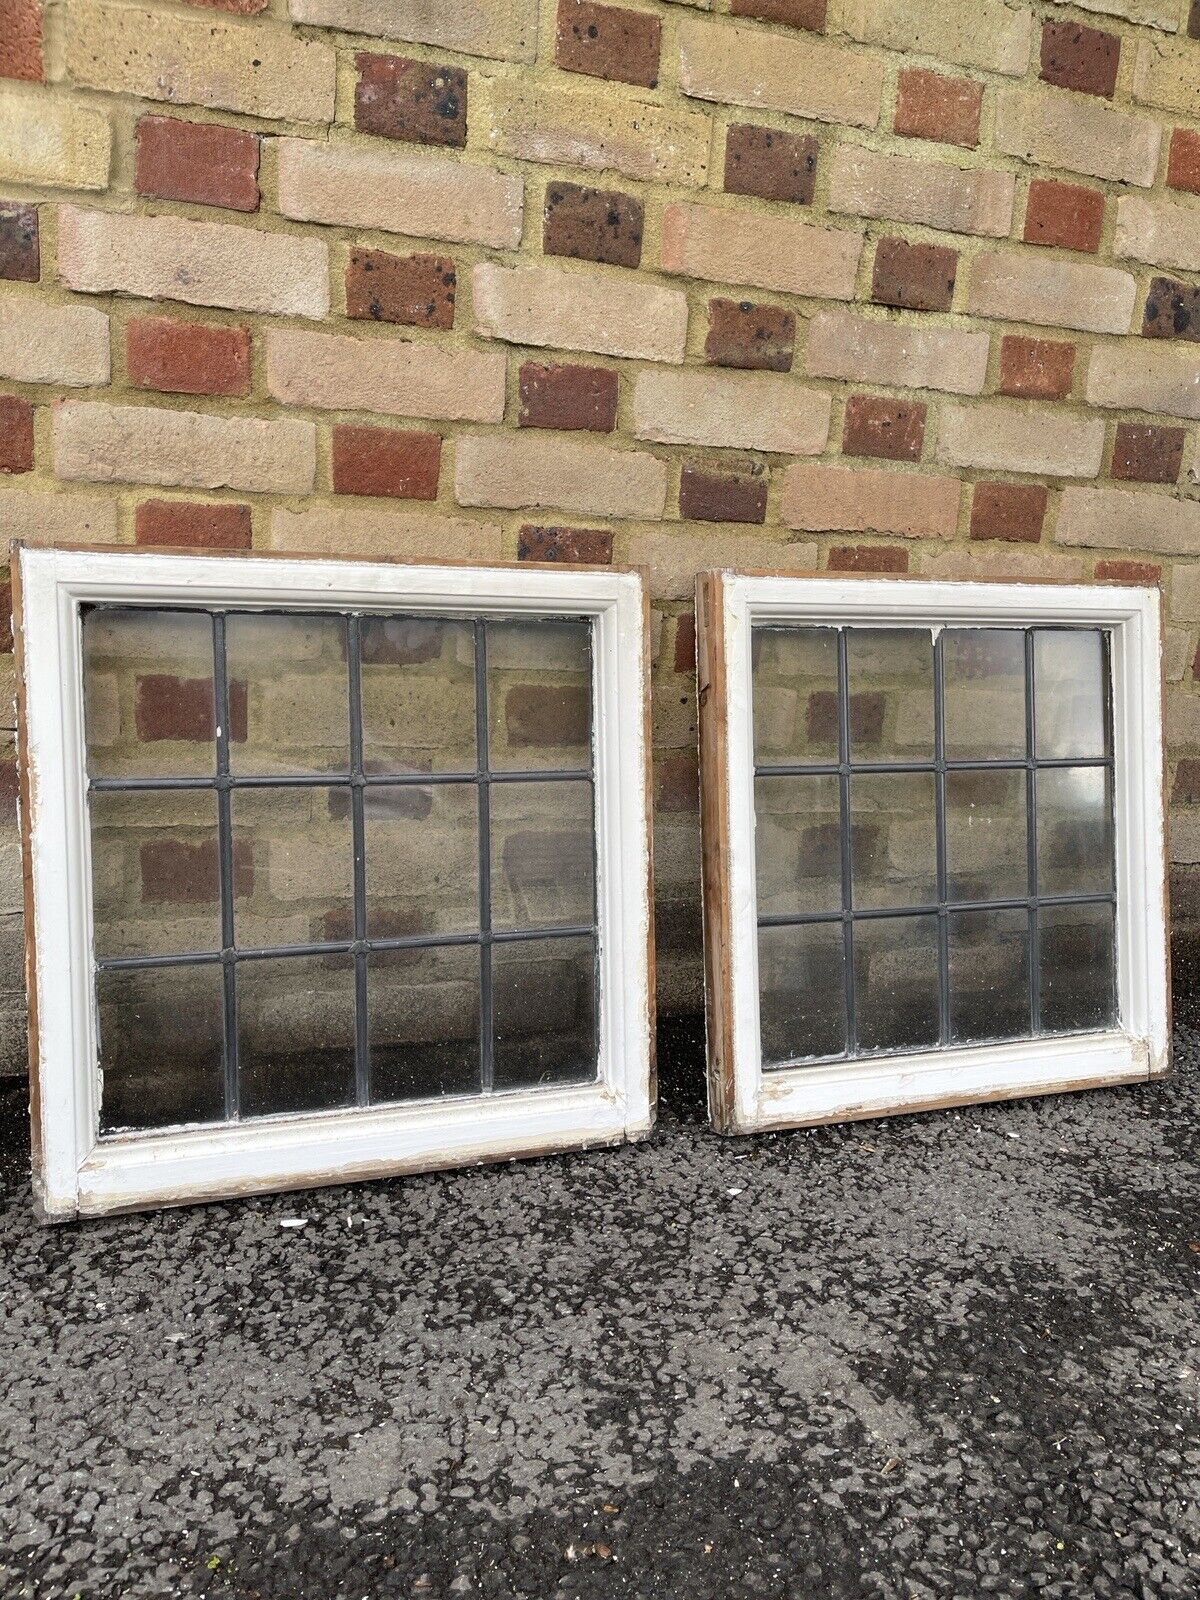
[3,0,1200,1069]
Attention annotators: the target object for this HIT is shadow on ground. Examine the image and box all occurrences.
[0,1018,1197,1599]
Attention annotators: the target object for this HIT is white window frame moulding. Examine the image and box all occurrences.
[696,570,1170,1136]
[14,543,655,1221]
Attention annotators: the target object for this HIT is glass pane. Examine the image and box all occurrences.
[1036,767,1114,896]
[237,954,357,1116]
[752,626,839,765]
[1039,902,1116,1034]
[490,780,594,931]
[360,616,476,776]
[1034,630,1107,759]
[90,788,221,958]
[948,908,1031,1044]
[492,936,597,1091]
[98,963,225,1132]
[846,627,933,762]
[232,787,352,949]
[853,914,939,1053]
[365,782,479,938]
[368,943,481,1102]
[758,920,846,1065]
[754,775,842,917]
[945,769,1028,902]
[83,607,215,778]
[942,628,1026,760]
[487,619,591,772]
[850,771,937,910]
[226,613,350,776]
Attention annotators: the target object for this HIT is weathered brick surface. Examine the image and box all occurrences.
[894,68,982,148]
[473,262,687,362]
[0,88,109,190]
[0,298,110,386]
[1168,129,1200,194]
[841,396,925,461]
[266,328,506,422]
[782,463,960,537]
[842,0,1031,76]
[1040,20,1121,100]
[0,204,38,282]
[518,362,619,432]
[135,500,253,549]
[805,309,989,395]
[632,369,830,454]
[678,18,884,129]
[1,0,45,83]
[1115,195,1200,271]
[135,117,260,212]
[518,525,613,563]
[729,0,825,31]
[455,433,667,518]
[354,53,467,148]
[704,299,794,372]
[331,424,440,499]
[661,201,861,300]
[1134,38,1200,119]
[830,147,1014,237]
[724,125,817,205]
[0,397,34,475]
[1057,484,1200,553]
[291,0,537,63]
[1143,276,1200,342]
[995,85,1161,187]
[345,250,455,329]
[679,462,767,525]
[966,249,1137,334]
[126,317,251,398]
[969,482,1049,542]
[999,335,1076,400]
[871,237,958,312]
[1024,179,1106,252]
[1087,342,1200,419]
[827,544,909,572]
[556,0,661,89]
[938,403,1105,478]
[1111,421,1185,482]
[543,182,643,268]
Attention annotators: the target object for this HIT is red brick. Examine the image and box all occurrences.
[998,335,1075,401]
[724,124,817,205]
[1039,19,1119,99]
[555,0,661,88]
[331,425,441,500]
[543,181,644,269]
[657,752,698,813]
[135,500,253,549]
[518,525,613,564]
[893,68,982,149]
[704,298,795,372]
[1110,423,1185,484]
[679,462,768,525]
[1143,276,1200,343]
[345,249,455,330]
[729,0,826,30]
[1023,179,1105,254]
[841,395,925,462]
[0,577,11,655]
[0,0,44,82]
[518,362,619,433]
[1174,758,1200,804]
[126,317,251,399]
[0,203,38,282]
[135,675,247,744]
[354,53,467,149]
[135,116,260,213]
[871,237,957,313]
[0,396,33,475]
[827,545,909,573]
[505,683,590,747]
[140,837,253,904]
[1095,559,1161,583]
[674,613,696,673]
[1168,129,1200,196]
[969,482,1048,543]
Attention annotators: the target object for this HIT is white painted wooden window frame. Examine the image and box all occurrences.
[15,545,654,1221]
[698,572,1170,1135]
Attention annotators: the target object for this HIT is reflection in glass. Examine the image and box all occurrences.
[226,613,350,776]
[492,936,597,1090]
[846,627,934,762]
[98,963,225,1132]
[364,782,479,938]
[490,780,594,930]
[1034,629,1107,759]
[83,607,216,779]
[368,943,481,1101]
[488,620,591,772]
[754,774,842,918]
[752,626,840,765]
[361,616,476,776]
[948,909,1031,1044]
[232,787,352,950]
[854,915,939,1053]
[1036,767,1114,897]
[758,921,846,1064]
[945,769,1028,902]
[237,954,357,1117]
[90,788,221,958]
[850,772,937,909]
[1039,902,1116,1034]
[942,628,1026,760]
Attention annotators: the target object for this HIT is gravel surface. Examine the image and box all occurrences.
[1,1018,1197,1600]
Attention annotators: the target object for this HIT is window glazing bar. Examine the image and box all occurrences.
[1025,628,1041,1034]
[475,618,495,1095]
[754,754,1113,779]
[212,612,239,1122]
[758,890,1115,930]
[88,768,595,793]
[933,631,951,1045]
[347,614,371,1108]
[836,628,857,1057]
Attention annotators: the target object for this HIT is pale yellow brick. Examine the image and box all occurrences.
[632,370,830,455]
[276,138,523,251]
[53,402,316,494]
[1046,0,1178,29]
[57,207,329,320]
[841,0,1031,76]
[66,1,336,123]
[966,250,1136,336]
[289,0,538,63]
[0,488,120,544]
[1169,812,1200,866]
[269,506,505,561]
[677,18,883,130]
[265,328,506,423]
[472,263,687,363]
[1114,195,1200,273]
[1166,689,1200,745]
[994,85,1161,189]
[455,434,667,519]
[1058,485,1200,555]
[1165,626,1192,683]
[1086,343,1200,421]
[938,404,1104,478]
[1133,37,1200,118]
[660,202,860,301]
[780,465,961,538]
[0,298,110,387]
[916,548,1088,582]
[828,147,1015,238]
[474,79,710,188]
[620,528,818,600]
[805,310,989,396]
[1170,564,1200,620]
[0,88,110,192]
